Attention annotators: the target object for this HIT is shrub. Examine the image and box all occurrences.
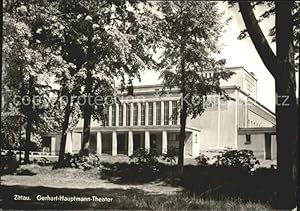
[0,151,19,175]
[37,157,52,166]
[195,153,209,166]
[129,148,160,181]
[55,152,101,170]
[213,148,260,172]
[162,146,178,166]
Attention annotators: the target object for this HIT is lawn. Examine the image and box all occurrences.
[0,164,273,210]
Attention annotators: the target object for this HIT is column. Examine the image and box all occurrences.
[162,131,167,154]
[137,102,141,126]
[130,103,134,126]
[108,105,112,126]
[153,102,157,126]
[96,132,102,155]
[123,104,126,126]
[51,136,56,154]
[177,103,180,125]
[145,131,150,152]
[145,102,149,126]
[116,104,119,127]
[112,131,117,156]
[168,101,172,125]
[128,131,133,156]
[66,133,73,153]
[161,101,164,125]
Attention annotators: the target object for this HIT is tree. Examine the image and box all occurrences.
[156,1,232,171]
[234,1,299,209]
[2,5,53,163]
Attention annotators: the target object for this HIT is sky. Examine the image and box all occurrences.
[132,2,299,113]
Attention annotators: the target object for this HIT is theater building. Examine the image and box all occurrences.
[45,66,276,159]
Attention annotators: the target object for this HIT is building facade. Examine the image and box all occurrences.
[45,67,276,159]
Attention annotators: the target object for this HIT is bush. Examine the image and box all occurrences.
[0,151,19,175]
[195,153,209,166]
[213,148,260,172]
[162,146,178,166]
[129,148,160,181]
[55,152,101,170]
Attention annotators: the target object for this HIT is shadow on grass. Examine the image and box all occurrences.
[100,162,278,206]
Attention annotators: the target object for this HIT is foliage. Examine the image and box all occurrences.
[162,146,178,166]
[212,148,260,172]
[54,152,101,170]
[0,151,19,175]
[195,153,210,166]
[155,1,233,168]
[128,148,160,181]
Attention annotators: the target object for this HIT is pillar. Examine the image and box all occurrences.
[96,132,102,155]
[153,102,156,126]
[138,102,141,126]
[51,136,56,154]
[162,130,167,154]
[145,131,150,152]
[108,105,112,126]
[112,131,117,156]
[116,104,119,126]
[128,131,133,156]
[161,101,164,125]
[123,104,126,126]
[145,102,149,126]
[169,101,172,125]
[66,133,73,153]
[130,103,134,126]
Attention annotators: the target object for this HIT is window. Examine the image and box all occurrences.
[103,106,109,126]
[126,104,130,126]
[112,104,116,126]
[172,101,178,125]
[141,103,145,125]
[164,101,169,125]
[133,103,138,125]
[195,134,198,143]
[119,104,123,126]
[148,102,153,125]
[156,102,161,125]
[245,134,251,145]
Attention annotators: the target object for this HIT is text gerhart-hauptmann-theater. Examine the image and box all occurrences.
[44,66,276,160]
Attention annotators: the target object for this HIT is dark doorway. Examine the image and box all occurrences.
[265,133,271,160]
[89,134,97,154]
[102,133,112,155]
[133,134,141,151]
[117,134,126,154]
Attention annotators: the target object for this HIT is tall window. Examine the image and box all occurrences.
[172,101,178,125]
[164,101,169,125]
[133,103,138,125]
[126,104,131,126]
[112,104,116,126]
[141,103,145,125]
[104,106,109,126]
[156,102,161,125]
[119,104,123,126]
[148,102,153,125]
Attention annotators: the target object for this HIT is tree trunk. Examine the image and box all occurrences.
[178,41,187,172]
[24,76,34,164]
[58,94,72,163]
[81,70,93,154]
[24,115,32,164]
[274,1,298,209]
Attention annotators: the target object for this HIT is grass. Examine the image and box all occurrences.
[0,185,271,210]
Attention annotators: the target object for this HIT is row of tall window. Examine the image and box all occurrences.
[105,101,178,126]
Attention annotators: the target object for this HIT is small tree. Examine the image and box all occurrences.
[156,1,232,171]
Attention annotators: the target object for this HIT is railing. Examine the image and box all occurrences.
[1,150,57,157]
